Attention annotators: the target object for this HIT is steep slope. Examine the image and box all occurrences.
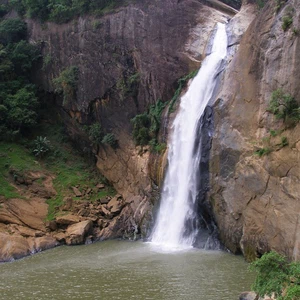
[28,0,236,239]
[210,0,300,260]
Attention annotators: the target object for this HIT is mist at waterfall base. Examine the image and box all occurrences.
[151,23,228,251]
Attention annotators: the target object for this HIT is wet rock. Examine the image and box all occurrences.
[53,232,66,243]
[65,220,93,245]
[239,292,259,300]
[33,236,59,252]
[0,233,31,262]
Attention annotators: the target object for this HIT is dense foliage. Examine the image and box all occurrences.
[53,66,79,105]
[0,17,40,140]
[131,100,166,148]
[1,0,127,23]
[250,251,300,299]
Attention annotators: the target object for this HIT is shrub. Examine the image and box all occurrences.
[101,133,118,148]
[250,251,300,299]
[268,89,300,125]
[254,147,271,157]
[53,66,79,105]
[282,15,293,31]
[88,123,103,145]
[33,136,50,158]
[169,70,198,113]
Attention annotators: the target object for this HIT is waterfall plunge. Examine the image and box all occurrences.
[151,23,228,250]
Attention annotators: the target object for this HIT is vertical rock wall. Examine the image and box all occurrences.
[210,0,300,260]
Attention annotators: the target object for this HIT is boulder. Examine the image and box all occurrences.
[56,214,81,225]
[65,220,93,245]
[33,236,58,252]
[72,187,82,197]
[0,233,31,262]
[239,292,259,300]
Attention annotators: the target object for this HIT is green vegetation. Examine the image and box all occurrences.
[275,0,287,13]
[86,123,103,144]
[53,66,79,105]
[1,0,130,24]
[168,70,198,114]
[256,0,267,9]
[254,147,271,157]
[33,136,51,158]
[282,15,293,31]
[268,89,300,126]
[131,100,166,148]
[0,17,40,140]
[0,142,42,199]
[250,251,300,299]
[117,72,140,98]
[102,133,118,148]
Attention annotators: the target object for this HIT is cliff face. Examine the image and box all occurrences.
[29,0,234,238]
[210,0,300,260]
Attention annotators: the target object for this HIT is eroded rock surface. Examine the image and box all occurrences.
[210,0,300,260]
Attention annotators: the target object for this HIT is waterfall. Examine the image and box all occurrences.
[151,23,228,249]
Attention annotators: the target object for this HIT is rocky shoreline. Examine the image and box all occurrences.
[0,170,138,262]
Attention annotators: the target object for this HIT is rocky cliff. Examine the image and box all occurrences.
[9,0,299,262]
[27,0,236,241]
[210,0,300,261]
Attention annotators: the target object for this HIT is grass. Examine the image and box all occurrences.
[0,123,116,220]
[0,143,42,199]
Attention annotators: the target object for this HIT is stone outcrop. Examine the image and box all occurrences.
[210,0,300,260]
[26,0,237,243]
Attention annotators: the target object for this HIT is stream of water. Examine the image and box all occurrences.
[151,23,228,249]
[0,240,254,300]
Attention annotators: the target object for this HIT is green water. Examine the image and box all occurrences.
[0,241,254,300]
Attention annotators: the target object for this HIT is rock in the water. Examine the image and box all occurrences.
[65,220,93,245]
[239,292,259,300]
[0,233,31,262]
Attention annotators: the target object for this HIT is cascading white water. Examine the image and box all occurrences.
[151,23,228,249]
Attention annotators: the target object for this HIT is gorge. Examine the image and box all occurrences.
[0,0,299,276]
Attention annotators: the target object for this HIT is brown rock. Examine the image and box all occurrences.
[107,196,124,215]
[100,197,110,204]
[46,220,57,231]
[56,214,81,225]
[34,236,58,252]
[96,183,105,189]
[72,187,82,197]
[53,232,66,242]
[62,197,73,211]
[65,220,93,245]
[0,233,30,262]
[0,198,48,231]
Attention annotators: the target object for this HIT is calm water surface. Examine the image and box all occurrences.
[0,240,254,300]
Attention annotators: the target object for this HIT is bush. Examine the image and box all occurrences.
[101,133,118,148]
[254,147,271,157]
[282,15,293,31]
[268,89,300,125]
[88,123,103,145]
[33,136,51,158]
[53,66,79,105]
[250,251,300,299]
[169,70,198,113]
